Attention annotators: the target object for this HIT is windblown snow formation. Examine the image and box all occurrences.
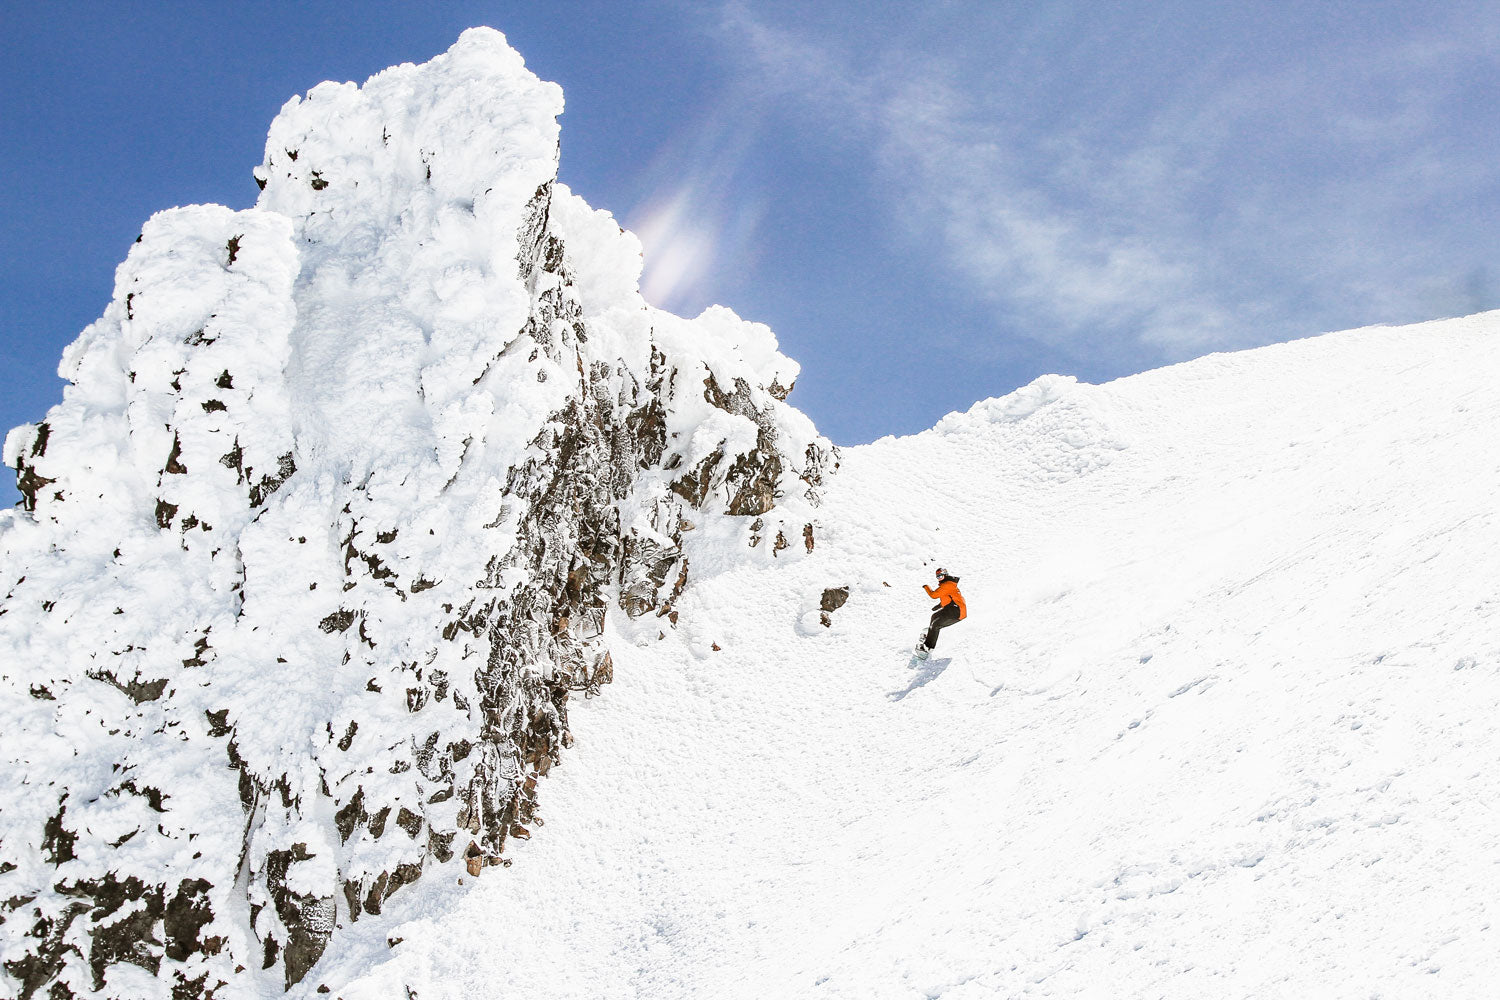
[1,30,832,997]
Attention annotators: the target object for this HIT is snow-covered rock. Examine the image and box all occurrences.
[0,29,831,997]
[311,310,1497,1000]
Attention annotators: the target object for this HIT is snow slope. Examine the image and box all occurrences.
[323,312,1500,998]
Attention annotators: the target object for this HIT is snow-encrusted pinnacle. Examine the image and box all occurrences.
[1,30,833,998]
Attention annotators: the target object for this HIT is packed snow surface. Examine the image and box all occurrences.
[312,311,1499,997]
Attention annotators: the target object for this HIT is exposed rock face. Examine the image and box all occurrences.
[0,30,834,998]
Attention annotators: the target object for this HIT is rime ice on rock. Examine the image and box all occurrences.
[0,28,833,997]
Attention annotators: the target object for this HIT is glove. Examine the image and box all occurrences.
[932,603,943,612]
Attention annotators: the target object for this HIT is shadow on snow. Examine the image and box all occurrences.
[888,657,953,701]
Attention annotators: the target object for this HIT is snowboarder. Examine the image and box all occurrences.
[915,567,966,659]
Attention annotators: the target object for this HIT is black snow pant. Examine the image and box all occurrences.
[924,602,962,650]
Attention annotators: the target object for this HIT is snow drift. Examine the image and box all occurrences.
[6,25,1500,1000]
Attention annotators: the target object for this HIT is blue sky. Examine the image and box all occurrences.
[5,1,1498,506]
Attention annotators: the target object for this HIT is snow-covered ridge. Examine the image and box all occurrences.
[1,29,831,997]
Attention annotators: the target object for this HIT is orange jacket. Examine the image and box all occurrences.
[924,578,967,619]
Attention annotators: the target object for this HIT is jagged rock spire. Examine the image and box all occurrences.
[1,29,833,997]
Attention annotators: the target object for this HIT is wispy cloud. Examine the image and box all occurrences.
[618,91,768,315]
[872,73,1235,355]
[712,3,1500,365]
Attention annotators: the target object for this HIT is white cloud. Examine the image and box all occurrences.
[871,73,1233,353]
[711,7,1230,358]
[711,3,1500,364]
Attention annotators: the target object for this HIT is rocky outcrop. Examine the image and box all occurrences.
[0,30,833,998]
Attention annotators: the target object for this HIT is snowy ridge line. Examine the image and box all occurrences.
[1,29,832,998]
